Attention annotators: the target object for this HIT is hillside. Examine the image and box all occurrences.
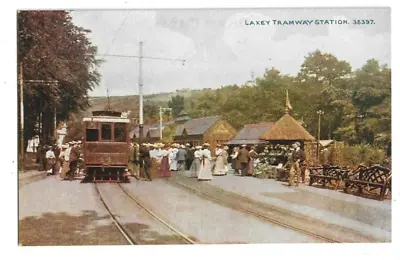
[86,88,203,116]
[85,95,140,117]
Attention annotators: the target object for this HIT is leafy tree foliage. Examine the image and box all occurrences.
[18,11,102,147]
[181,51,390,148]
[168,95,185,117]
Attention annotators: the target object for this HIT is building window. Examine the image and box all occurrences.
[86,129,99,142]
[114,123,126,142]
[101,123,112,141]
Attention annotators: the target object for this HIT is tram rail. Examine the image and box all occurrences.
[117,183,196,245]
[95,183,196,245]
[94,183,136,245]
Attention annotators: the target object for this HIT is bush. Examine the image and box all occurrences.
[342,144,386,166]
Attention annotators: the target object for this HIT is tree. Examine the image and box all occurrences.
[350,59,391,144]
[162,124,177,143]
[297,50,352,87]
[64,113,84,142]
[168,95,185,117]
[143,101,158,123]
[18,11,102,147]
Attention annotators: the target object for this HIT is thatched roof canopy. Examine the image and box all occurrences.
[260,114,315,141]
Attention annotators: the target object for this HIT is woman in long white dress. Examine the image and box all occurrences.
[213,144,226,176]
[198,144,213,181]
[169,144,179,171]
[223,146,229,174]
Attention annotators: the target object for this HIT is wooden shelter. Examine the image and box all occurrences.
[174,116,237,150]
[260,89,317,165]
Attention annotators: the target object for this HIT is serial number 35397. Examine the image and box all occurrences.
[353,19,375,25]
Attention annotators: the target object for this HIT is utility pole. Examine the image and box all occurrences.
[138,41,144,147]
[159,107,172,141]
[317,110,324,163]
[54,107,57,145]
[19,62,24,171]
[107,88,111,111]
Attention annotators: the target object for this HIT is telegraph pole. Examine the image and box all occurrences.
[159,107,162,141]
[138,41,144,147]
[107,88,111,111]
[317,110,324,163]
[54,107,57,145]
[19,62,24,171]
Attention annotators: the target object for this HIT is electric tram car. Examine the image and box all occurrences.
[82,110,131,182]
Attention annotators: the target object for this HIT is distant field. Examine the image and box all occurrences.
[85,95,140,116]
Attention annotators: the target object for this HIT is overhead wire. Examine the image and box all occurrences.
[102,11,131,106]
[105,11,131,55]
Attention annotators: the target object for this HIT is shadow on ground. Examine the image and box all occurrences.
[19,210,128,246]
[19,210,198,246]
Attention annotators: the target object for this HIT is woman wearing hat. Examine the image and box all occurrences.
[169,144,179,171]
[223,146,229,174]
[213,144,226,176]
[159,144,172,178]
[190,146,202,178]
[230,147,240,175]
[247,146,259,176]
[45,146,56,175]
[198,143,213,181]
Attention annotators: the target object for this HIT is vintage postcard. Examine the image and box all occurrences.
[17,7,391,247]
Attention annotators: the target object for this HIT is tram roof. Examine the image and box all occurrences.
[83,116,130,123]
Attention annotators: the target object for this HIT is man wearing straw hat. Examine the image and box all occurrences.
[176,144,188,171]
[238,144,250,176]
[289,142,305,187]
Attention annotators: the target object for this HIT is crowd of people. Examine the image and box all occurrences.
[36,140,83,180]
[36,138,305,186]
[131,142,271,182]
[132,142,231,181]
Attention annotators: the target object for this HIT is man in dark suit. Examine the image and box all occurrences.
[238,144,250,176]
[289,142,305,187]
[139,144,152,181]
[176,145,188,171]
[185,143,194,170]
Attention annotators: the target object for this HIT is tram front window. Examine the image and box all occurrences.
[114,123,126,142]
[101,124,112,141]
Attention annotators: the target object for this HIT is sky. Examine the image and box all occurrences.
[70,8,391,97]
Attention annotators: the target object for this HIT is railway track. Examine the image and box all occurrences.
[94,183,196,245]
[170,174,386,243]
